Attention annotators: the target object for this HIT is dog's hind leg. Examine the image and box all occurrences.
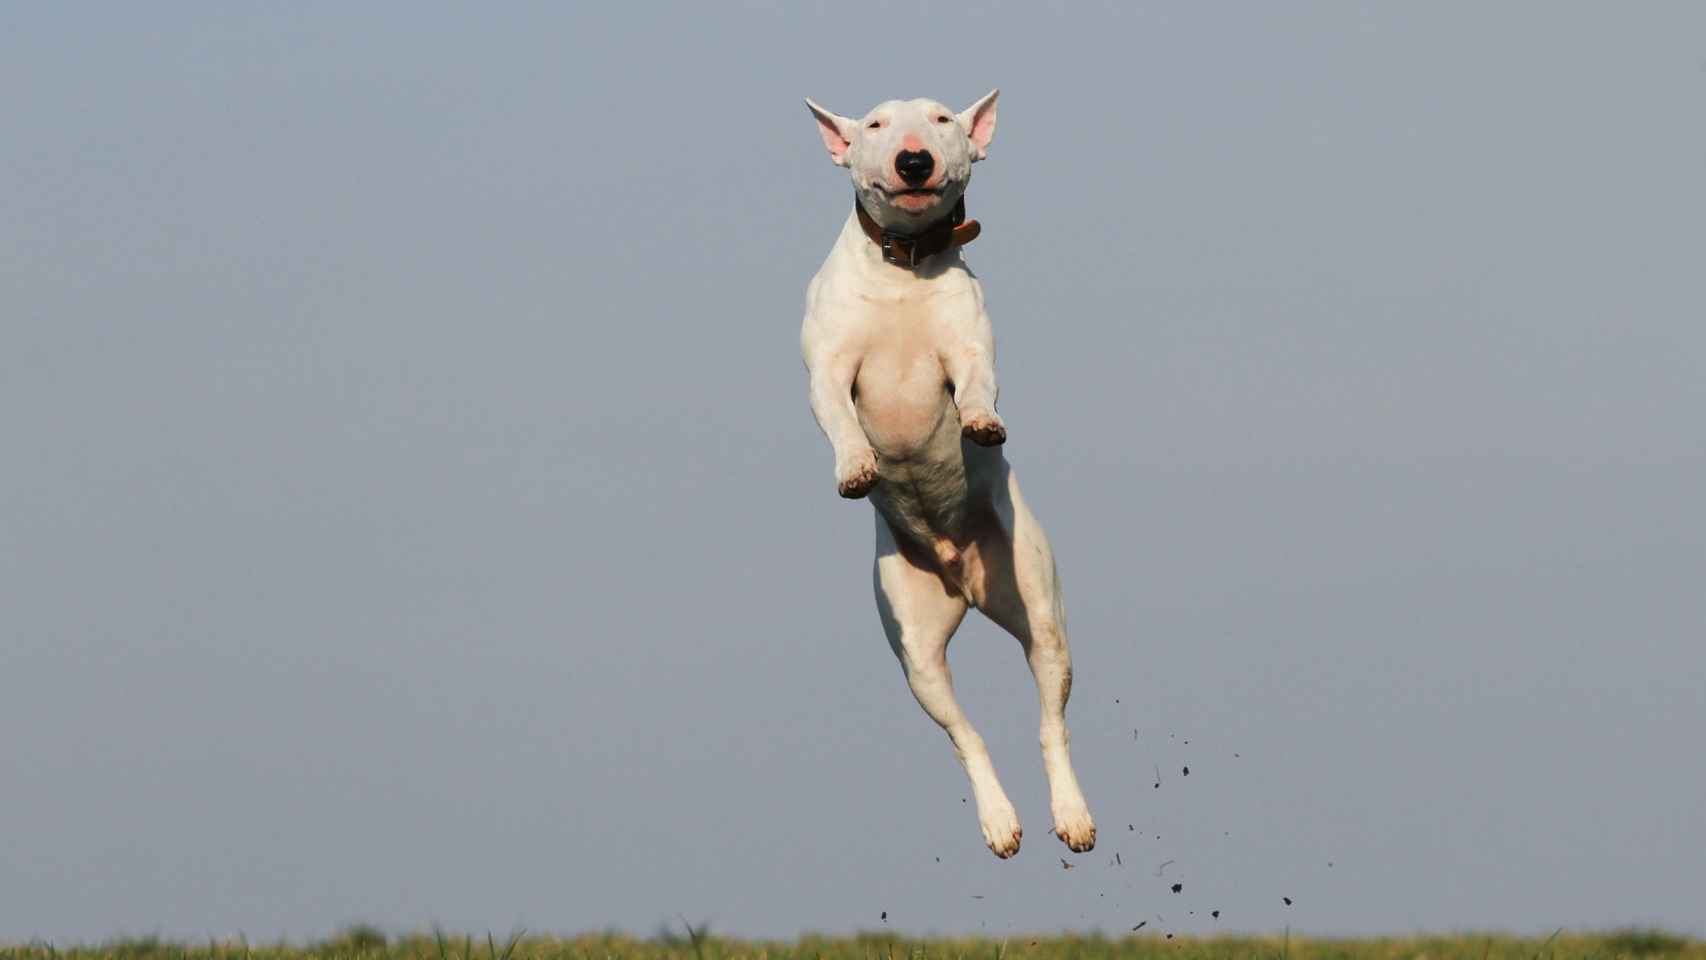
[873,514,1024,859]
[969,466,1096,853]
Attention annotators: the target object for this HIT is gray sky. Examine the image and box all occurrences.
[3,1,1703,944]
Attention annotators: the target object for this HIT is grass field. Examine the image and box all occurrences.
[2,930,1698,960]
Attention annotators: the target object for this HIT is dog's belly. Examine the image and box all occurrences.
[854,345,955,461]
[854,338,969,546]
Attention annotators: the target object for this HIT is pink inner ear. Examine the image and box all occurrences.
[817,118,851,163]
[968,104,996,151]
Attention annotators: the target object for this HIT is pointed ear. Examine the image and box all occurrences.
[957,88,999,161]
[804,98,856,167]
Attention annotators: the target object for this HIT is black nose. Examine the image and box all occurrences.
[895,150,934,186]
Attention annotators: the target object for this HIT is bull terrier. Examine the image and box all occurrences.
[799,90,1096,858]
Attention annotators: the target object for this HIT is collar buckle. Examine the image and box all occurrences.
[880,232,918,267]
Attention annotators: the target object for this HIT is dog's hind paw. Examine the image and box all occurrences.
[980,803,1024,859]
[835,449,880,499]
[1052,801,1096,853]
[960,410,1007,446]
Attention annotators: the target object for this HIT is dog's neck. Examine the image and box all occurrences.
[854,195,982,269]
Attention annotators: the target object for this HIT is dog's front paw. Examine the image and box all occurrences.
[960,410,1007,446]
[835,449,880,499]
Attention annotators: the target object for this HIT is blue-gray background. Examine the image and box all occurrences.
[3,2,1702,944]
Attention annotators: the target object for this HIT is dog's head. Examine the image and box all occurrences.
[804,91,998,231]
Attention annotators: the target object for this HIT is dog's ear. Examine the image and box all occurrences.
[957,89,999,162]
[804,98,857,167]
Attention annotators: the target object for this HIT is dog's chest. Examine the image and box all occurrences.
[852,294,959,461]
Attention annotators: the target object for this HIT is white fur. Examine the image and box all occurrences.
[799,90,1095,859]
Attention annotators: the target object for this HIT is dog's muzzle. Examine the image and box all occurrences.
[895,150,934,187]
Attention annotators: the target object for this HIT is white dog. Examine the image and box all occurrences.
[799,90,1096,858]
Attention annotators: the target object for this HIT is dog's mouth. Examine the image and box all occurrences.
[875,183,947,211]
[878,184,944,198]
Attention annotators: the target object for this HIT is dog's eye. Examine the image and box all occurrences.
[866,120,881,129]
[936,116,953,124]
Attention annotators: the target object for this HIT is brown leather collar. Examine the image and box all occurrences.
[855,195,982,268]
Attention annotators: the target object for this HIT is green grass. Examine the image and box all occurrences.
[1,931,1698,960]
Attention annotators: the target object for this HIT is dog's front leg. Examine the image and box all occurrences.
[804,343,879,499]
[943,311,1006,447]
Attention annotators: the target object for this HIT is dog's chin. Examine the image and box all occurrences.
[889,190,943,213]
[865,183,957,221]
